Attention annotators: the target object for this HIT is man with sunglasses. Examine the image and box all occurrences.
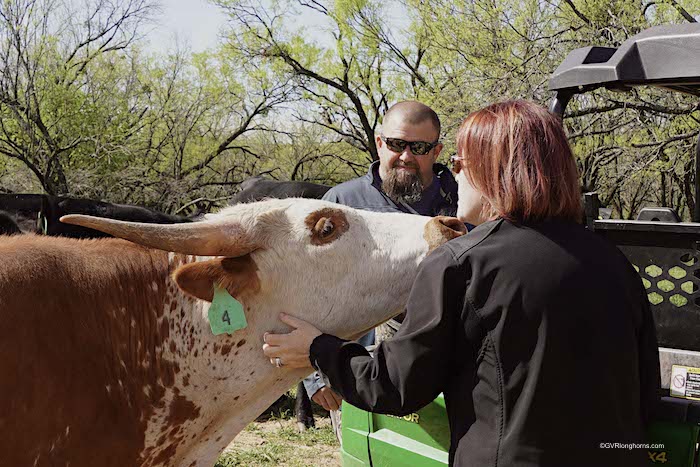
[322,100,457,216]
[303,100,459,416]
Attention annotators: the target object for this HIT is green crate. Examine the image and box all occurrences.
[341,399,700,466]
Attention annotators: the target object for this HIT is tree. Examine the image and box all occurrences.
[215,0,417,163]
[0,1,297,213]
[405,0,700,218]
[116,45,294,212]
[0,0,157,195]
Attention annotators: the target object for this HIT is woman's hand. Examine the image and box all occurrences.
[262,313,322,370]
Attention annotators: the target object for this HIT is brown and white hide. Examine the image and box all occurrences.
[0,198,465,467]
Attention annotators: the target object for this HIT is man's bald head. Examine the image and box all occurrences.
[383,101,441,139]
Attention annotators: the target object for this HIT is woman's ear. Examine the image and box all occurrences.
[173,255,260,302]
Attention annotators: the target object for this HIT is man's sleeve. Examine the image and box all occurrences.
[310,247,467,416]
[322,188,340,203]
[356,329,375,347]
[302,372,326,399]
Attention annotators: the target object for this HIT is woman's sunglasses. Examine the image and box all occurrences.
[380,136,439,156]
[450,155,465,174]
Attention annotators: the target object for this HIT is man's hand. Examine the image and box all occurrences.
[312,387,343,411]
[262,313,322,370]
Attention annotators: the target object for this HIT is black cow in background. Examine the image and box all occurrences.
[0,211,21,235]
[1,179,331,236]
[0,194,191,237]
[39,195,191,237]
[0,194,44,233]
[229,176,331,204]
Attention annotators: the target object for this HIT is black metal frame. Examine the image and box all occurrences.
[550,24,700,356]
[583,193,700,352]
[548,23,700,221]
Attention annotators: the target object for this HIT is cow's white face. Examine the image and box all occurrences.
[62,198,464,341]
[221,200,446,338]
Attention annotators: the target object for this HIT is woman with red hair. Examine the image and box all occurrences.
[263,100,659,466]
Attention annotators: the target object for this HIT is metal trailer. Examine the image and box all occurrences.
[341,23,700,467]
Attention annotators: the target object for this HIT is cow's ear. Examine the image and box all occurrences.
[173,255,260,303]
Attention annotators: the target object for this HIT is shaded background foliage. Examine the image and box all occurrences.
[1,0,698,218]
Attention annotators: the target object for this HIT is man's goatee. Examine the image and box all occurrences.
[382,167,424,205]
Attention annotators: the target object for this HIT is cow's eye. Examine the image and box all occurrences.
[315,217,335,238]
[306,208,348,245]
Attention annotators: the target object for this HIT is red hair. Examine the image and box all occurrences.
[456,100,582,223]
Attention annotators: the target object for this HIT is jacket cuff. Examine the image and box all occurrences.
[302,372,325,397]
[309,333,347,373]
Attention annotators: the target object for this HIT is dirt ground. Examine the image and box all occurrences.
[217,417,341,466]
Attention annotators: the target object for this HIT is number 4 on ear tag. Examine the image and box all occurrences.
[208,286,247,335]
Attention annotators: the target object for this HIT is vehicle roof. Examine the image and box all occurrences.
[548,23,700,97]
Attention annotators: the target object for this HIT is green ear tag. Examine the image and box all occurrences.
[208,286,247,335]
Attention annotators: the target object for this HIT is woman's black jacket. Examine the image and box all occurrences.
[310,218,660,467]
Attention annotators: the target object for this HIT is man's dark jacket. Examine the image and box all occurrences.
[311,218,660,467]
[323,161,458,216]
[304,160,460,399]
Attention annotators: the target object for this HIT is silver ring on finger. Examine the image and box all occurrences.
[275,357,284,368]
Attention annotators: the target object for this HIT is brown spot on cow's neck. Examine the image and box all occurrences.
[304,208,350,245]
[151,443,177,465]
[167,394,200,427]
[423,216,467,253]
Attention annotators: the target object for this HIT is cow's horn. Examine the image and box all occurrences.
[59,215,257,257]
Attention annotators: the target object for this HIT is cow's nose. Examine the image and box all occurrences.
[424,216,467,252]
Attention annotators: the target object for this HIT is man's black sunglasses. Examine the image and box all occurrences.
[380,136,439,156]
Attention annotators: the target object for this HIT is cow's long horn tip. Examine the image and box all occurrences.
[60,214,90,225]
